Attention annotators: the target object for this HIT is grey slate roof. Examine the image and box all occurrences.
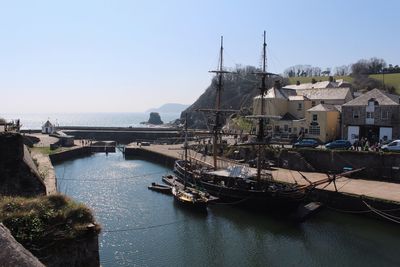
[42,120,53,127]
[281,112,298,120]
[260,87,296,99]
[343,88,400,106]
[307,104,339,112]
[283,81,338,90]
[297,87,351,100]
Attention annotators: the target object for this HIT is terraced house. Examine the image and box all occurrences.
[253,81,353,143]
[341,89,400,144]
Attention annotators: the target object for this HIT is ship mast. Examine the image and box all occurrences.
[255,31,268,181]
[209,36,229,169]
[183,113,188,188]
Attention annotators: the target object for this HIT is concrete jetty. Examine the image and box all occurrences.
[57,126,182,144]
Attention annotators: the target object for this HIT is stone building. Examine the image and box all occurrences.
[342,89,400,144]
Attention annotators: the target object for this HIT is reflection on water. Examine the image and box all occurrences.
[55,152,400,267]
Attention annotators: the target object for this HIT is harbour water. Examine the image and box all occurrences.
[54,151,400,267]
[1,112,181,129]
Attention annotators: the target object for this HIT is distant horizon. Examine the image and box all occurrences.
[1,103,190,114]
[1,110,187,115]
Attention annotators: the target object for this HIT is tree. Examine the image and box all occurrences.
[368,57,386,74]
[321,68,331,76]
[351,58,387,75]
[334,65,350,76]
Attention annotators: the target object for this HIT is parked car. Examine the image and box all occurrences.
[381,140,400,152]
[292,139,319,148]
[325,140,352,150]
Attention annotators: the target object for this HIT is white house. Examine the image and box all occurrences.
[42,120,55,134]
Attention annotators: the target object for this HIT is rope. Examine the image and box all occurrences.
[325,206,371,214]
[289,170,298,184]
[337,178,352,191]
[362,200,400,224]
[102,219,187,233]
[57,171,169,182]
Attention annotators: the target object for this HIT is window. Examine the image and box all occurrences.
[312,114,318,121]
[284,125,289,132]
[309,126,320,135]
[288,128,292,133]
[311,101,316,107]
[297,103,302,110]
[366,112,374,119]
[320,100,325,104]
[381,110,389,120]
[353,110,359,119]
[304,129,308,134]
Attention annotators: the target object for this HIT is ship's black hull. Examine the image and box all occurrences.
[173,160,308,211]
[199,180,305,211]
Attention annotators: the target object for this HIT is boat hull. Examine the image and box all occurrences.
[172,195,208,210]
[173,160,308,211]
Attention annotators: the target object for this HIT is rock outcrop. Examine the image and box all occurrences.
[148,112,163,125]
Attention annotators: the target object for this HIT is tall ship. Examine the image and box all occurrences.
[173,32,337,210]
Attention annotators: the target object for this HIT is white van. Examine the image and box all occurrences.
[381,140,400,152]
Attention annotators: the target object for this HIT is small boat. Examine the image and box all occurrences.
[148,182,172,194]
[171,184,208,210]
[163,174,217,210]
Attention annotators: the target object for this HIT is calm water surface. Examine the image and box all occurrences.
[54,152,400,267]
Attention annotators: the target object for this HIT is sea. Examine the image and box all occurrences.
[0,112,181,130]
[54,151,400,267]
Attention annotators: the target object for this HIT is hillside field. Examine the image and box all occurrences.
[369,73,400,94]
[287,73,400,94]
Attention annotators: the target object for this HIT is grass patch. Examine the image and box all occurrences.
[370,73,400,94]
[31,147,64,155]
[0,194,100,249]
[230,116,253,132]
[287,74,400,94]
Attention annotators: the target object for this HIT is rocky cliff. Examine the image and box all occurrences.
[181,66,287,129]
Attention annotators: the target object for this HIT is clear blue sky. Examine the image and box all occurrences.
[1,0,399,113]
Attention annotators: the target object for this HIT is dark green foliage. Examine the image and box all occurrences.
[0,194,100,248]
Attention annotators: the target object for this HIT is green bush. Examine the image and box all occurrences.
[0,194,100,247]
